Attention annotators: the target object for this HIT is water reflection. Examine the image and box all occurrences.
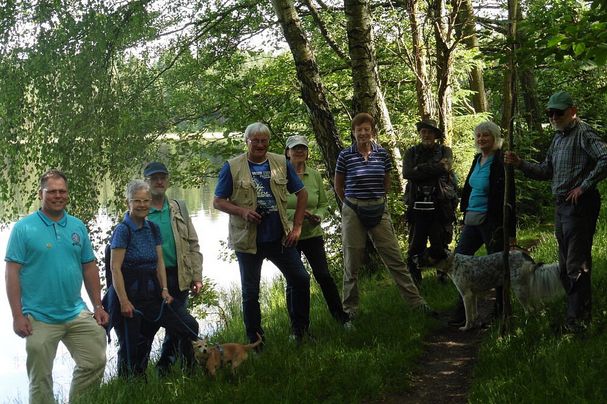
[0,182,280,403]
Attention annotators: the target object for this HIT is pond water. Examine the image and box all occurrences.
[0,183,280,403]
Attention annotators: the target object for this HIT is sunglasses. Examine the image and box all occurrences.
[545,109,567,118]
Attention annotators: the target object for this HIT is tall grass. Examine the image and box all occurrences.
[77,274,446,403]
[78,213,607,403]
[468,219,607,403]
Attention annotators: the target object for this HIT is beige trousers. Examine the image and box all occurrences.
[26,310,107,404]
[341,198,426,315]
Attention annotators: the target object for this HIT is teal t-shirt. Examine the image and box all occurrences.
[148,199,177,268]
[467,155,494,212]
[5,210,95,324]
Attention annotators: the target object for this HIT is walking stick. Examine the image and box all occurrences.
[500,0,519,337]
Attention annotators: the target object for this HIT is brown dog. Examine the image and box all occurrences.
[192,333,262,376]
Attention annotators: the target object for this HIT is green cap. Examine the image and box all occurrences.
[546,91,574,110]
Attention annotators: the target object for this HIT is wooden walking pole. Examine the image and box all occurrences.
[500,0,519,337]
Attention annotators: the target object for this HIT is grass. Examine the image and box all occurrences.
[77,274,445,403]
[468,222,607,403]
[78,218,607,403]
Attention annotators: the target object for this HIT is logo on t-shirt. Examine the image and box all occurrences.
[71,232,81,247]
[251,167,277,214]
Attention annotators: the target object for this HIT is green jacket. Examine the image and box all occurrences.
[227,152,291,253]
[286,165,327,240]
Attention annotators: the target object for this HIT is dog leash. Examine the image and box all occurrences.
[133,300,167,323]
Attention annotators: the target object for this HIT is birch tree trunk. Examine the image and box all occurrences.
[431,0,454,145]
[271,0,343,180]
[453,0,488,113]
[344,0,405,193]
[516,7,544,136]
[406,0,435,119]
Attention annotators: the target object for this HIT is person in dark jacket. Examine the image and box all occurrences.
[403,119,457,286]
[449,120,516,327]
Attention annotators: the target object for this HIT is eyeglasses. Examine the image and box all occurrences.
[247,138,269,145]
[546,109,567,118]
[290,145,308,151]
[130,199,151,205]
[44,189,68,196]
[146,174,168,182]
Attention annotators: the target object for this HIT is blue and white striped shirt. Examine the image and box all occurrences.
[336,142,392,199]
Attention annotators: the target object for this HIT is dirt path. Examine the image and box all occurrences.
[367,298,495,404]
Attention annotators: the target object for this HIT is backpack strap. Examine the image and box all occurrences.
[172,198,189,219]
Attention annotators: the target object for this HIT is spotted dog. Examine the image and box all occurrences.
[434,251,564,330]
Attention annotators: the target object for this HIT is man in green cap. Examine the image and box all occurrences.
[505,91,607,333]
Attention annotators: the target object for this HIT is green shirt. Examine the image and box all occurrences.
[148,199,177,268]
[286,165,328,240]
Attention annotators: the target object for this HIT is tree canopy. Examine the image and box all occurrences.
[1,0,605,224]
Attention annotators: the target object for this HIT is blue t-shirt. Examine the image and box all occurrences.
[335,142,392,199]
[467,155,494,212]
[5,210,95,324]
[215,158,304,243]
[110,213,162,272]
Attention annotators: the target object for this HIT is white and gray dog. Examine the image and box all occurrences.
[434,250,564,330]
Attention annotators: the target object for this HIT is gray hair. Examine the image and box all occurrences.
[125,179,150,200]
[474,121,503,151]
[244,122,271,141]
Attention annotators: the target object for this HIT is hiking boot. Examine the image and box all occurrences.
[343,320,355,331]
[561,319,588,336]
[418,304,439,319]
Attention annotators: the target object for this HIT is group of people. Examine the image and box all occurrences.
[5,163,204,403]
[5,91,606,403]
[212,113,440,351]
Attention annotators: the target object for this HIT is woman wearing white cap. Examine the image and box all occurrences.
[285,135,351,327]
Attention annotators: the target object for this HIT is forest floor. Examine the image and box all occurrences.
[366,296,496,404]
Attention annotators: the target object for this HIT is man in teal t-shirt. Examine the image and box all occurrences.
[5,169,109,404]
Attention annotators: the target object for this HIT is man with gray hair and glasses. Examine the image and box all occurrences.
[214,122,311,348]
[505,91,607,334]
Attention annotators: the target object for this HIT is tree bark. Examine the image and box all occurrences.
[453,0,488,113]
[516,7,543,136]
[344,0,405,193]
[271,0,343,180]
[431,0,455,145]
[406,0,435,119]
[500,0,519,337]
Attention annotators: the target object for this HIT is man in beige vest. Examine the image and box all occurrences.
[214,122,310,348]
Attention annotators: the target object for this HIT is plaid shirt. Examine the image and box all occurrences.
[520,118,607,197]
